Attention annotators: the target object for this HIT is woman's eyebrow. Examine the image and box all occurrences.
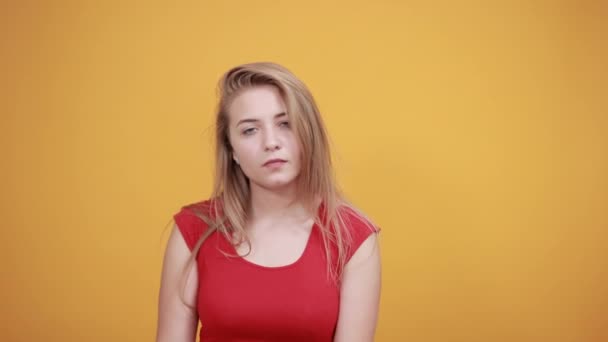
[236,112,286,126]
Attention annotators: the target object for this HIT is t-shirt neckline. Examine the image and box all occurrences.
[225,221,318,271]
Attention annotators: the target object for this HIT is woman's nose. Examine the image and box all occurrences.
[264,128,281,151]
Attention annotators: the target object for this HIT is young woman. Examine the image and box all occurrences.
[156,62,381,342]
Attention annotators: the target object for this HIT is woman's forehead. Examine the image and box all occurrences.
[228,85,286,121]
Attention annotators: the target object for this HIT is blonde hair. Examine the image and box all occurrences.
[176,62,375,310]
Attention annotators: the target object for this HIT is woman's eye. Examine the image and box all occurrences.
[279,121,290,128]
[242,128,256,135]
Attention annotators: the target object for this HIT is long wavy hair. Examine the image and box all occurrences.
[176,62,374,309]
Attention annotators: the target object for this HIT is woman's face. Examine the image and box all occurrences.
[227,85,302,192]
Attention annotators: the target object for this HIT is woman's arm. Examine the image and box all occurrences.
[156,224,199,342]
[333,233,382,342]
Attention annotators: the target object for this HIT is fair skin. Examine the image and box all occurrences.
[156,85,381,341]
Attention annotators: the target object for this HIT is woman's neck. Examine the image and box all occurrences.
[248,183,308,223]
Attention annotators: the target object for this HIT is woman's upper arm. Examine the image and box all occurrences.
[333,232,382,342]
[156,223,199,342]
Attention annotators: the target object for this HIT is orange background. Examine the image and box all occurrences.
[1,1,607,341]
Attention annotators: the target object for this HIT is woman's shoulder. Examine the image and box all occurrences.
[337,204,381,235]
[334,204,381,262]
[318,201,380,236]
[173,198,220,251]
[180,197,219,212]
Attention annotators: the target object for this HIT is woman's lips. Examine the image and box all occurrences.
[263,159,287,168]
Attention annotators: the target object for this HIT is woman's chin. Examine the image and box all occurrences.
[254,178,298,192]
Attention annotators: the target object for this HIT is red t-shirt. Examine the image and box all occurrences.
[173,199,380,342]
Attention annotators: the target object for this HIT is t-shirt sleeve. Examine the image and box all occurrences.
[173,206,209,252]
[344,210,381,263]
